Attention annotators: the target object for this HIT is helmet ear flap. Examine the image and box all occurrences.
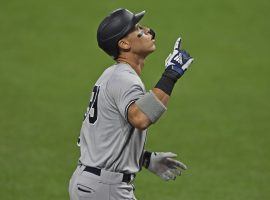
[112,50,119,60]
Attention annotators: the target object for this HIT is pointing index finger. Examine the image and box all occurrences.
[174,37,182,51]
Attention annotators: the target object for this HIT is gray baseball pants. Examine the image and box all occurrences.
[69,165,137,200]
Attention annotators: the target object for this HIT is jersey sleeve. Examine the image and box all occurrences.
[106,73,145,121]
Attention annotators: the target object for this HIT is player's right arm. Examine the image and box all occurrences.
[128,37,194,130]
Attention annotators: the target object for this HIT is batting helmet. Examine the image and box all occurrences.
[97,8,145,59]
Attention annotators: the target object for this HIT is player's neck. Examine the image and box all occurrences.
[116,54,145,76]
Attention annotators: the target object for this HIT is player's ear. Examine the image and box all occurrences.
[118,38,131,51]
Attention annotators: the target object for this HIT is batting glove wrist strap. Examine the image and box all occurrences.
[155,69,180,96]
[142,151,152,168]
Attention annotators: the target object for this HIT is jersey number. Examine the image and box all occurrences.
[84,85,100,124]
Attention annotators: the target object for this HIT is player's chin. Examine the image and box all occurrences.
[148,43,156,52]
[141,44,156,57]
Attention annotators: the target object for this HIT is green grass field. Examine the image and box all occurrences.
[1,0,270,199]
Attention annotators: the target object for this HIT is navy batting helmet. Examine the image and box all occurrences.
[97,8,145,59]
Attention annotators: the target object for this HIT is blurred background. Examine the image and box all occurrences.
[0,0,269,199]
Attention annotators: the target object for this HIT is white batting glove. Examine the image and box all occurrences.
[165,37,194,77]
[147,152,187,181]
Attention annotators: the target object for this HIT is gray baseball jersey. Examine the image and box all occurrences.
[78,63,147,174]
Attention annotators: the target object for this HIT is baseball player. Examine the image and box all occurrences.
[68,8,194,200]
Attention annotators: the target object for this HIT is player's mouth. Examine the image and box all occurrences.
[149,29,155,40]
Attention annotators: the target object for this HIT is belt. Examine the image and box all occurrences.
[83,166,135,183]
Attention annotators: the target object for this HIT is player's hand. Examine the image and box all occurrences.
[147,152,187,181]
[165,37,194,78]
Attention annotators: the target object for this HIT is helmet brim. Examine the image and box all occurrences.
[134,11,146,24]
